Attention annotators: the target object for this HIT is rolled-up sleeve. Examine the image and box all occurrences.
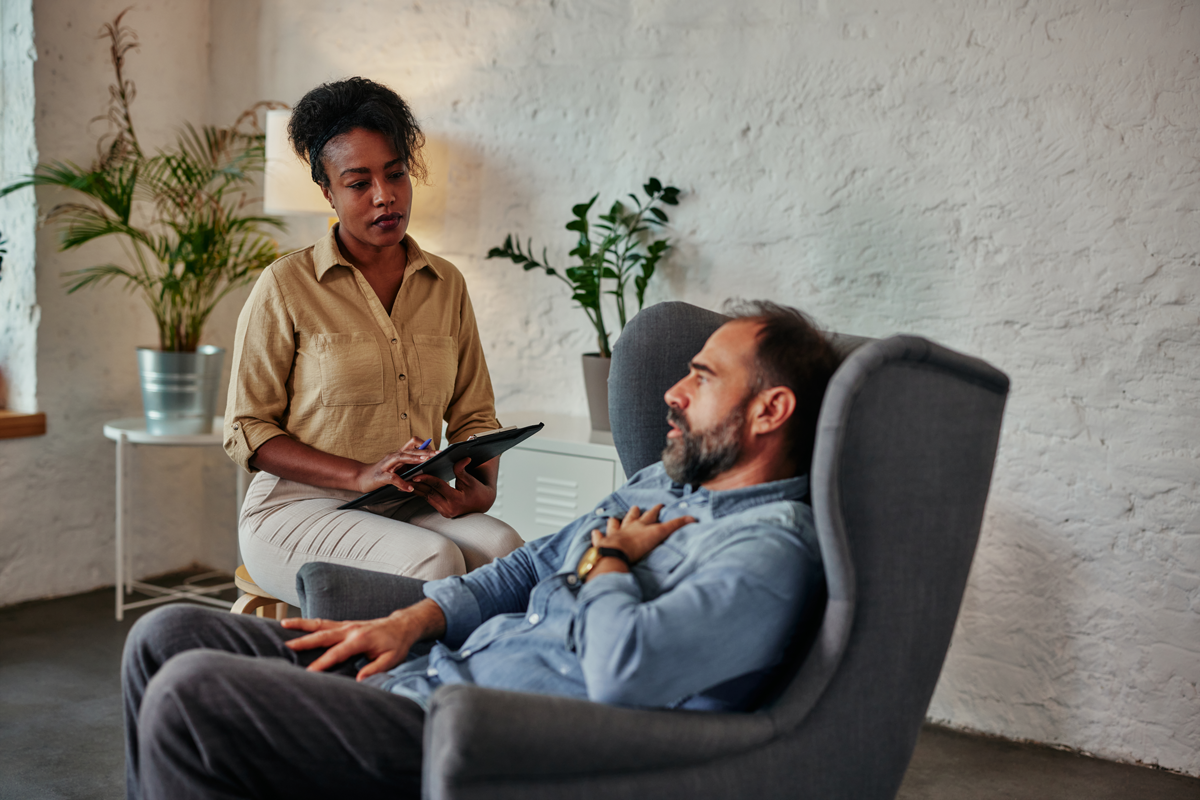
[570,529,821,707]
[223,268,294,472]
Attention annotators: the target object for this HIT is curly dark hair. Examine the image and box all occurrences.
[288,77,427,188]
[725,300,840,474]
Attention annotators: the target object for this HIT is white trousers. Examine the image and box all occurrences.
[238,472,524,607]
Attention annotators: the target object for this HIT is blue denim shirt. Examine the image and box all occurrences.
[378,462,823,712]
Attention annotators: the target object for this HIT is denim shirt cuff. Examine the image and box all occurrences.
[576,570,643,604]
[423,576,483,648]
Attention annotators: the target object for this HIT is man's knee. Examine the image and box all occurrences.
[123,606,223,680]
[127,605,212,647]
[139,650,234,743]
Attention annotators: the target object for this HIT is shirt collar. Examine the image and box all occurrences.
[312,224,443,282]
[685,473,810,519]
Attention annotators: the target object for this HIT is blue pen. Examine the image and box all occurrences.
[418,438,433,450]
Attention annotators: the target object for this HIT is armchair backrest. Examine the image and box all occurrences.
[609,301,1009,797]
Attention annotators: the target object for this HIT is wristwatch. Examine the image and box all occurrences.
[576,545,632,580]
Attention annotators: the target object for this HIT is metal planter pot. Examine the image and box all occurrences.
[581,353,611,432]
[137,346,225,436]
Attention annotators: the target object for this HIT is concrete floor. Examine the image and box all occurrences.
[2,583,1197,800]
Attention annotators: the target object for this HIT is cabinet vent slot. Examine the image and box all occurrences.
[535,503,577,520]
[535,477,579,488]
[536,487,577,499]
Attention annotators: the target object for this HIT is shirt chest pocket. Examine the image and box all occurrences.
[636,540,686,577]
[412,334,458,407]
[315,332,385,407]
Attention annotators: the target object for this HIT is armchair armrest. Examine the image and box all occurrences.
[424,684,776,783]
[295,562,427,621]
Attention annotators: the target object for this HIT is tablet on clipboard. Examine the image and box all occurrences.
[338,422,544,510]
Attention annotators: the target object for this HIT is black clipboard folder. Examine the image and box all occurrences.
[338,422,544,510]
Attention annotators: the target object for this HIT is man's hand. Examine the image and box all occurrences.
[410,456,499,518]
[586,504,695,581]
[280,598,447,681]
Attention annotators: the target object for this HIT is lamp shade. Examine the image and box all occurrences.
[263,109,330,215]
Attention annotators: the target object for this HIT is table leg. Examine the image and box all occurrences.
[115,431,126,621]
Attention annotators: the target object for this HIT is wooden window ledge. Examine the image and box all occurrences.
[0,410,47,439]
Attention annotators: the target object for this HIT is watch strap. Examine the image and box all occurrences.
[596,546,632,567]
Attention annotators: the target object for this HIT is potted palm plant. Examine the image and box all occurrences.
[0,10,285,435]
[488,178,681,430]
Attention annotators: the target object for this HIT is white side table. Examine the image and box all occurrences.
[491,412,627,542]
[103,417,248,620]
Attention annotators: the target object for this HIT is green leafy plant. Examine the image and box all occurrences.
[0,10,285,351]
[488,178,681,358]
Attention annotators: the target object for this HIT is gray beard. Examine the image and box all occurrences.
[661,402,746,486]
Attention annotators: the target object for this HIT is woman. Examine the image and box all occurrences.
[223,78,522,607]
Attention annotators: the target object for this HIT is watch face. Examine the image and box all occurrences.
[576,546,601,578]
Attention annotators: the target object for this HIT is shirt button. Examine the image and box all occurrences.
[595,508,605,515]
[398,374,406,380]
[232,423,239,430]
[566,574,578,586]
[460,649,472,657]
[528,613,540,625]
[401,413,408,420]
[391,338,397,344]
[426,667,438,677]
[679,501,689,509]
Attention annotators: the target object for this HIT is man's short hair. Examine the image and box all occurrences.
[725,300,840,474]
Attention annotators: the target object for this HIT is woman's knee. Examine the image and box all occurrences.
[452,515,525,569]
[417,536,468,578]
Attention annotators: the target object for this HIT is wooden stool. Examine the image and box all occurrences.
[231,565,289,619]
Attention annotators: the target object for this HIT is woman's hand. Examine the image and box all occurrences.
[353,436,439,495]
[410,456,499,518]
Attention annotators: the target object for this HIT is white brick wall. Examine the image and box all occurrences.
[1,0,1195,776]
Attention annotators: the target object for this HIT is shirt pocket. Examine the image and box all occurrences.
[637,540,686,577]
[315,332,385,407]
[412,334,458,407]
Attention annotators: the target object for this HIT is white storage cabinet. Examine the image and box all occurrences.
[490,413,626,542]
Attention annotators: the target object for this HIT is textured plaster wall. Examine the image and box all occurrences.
[0,0,241,605]
[1,0,1196,778]
[0,0,38,412]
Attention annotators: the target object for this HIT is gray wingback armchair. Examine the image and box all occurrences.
[295,301,1010,800]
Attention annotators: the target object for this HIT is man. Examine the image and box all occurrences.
[122,301,839,800]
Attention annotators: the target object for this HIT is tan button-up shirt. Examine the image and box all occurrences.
[223,227,499,473]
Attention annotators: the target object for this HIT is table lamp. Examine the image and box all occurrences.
[263,109,334,222]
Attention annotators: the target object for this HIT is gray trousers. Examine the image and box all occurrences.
[122,605,426,800]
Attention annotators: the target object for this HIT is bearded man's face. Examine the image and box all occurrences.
[661,396,749,485]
